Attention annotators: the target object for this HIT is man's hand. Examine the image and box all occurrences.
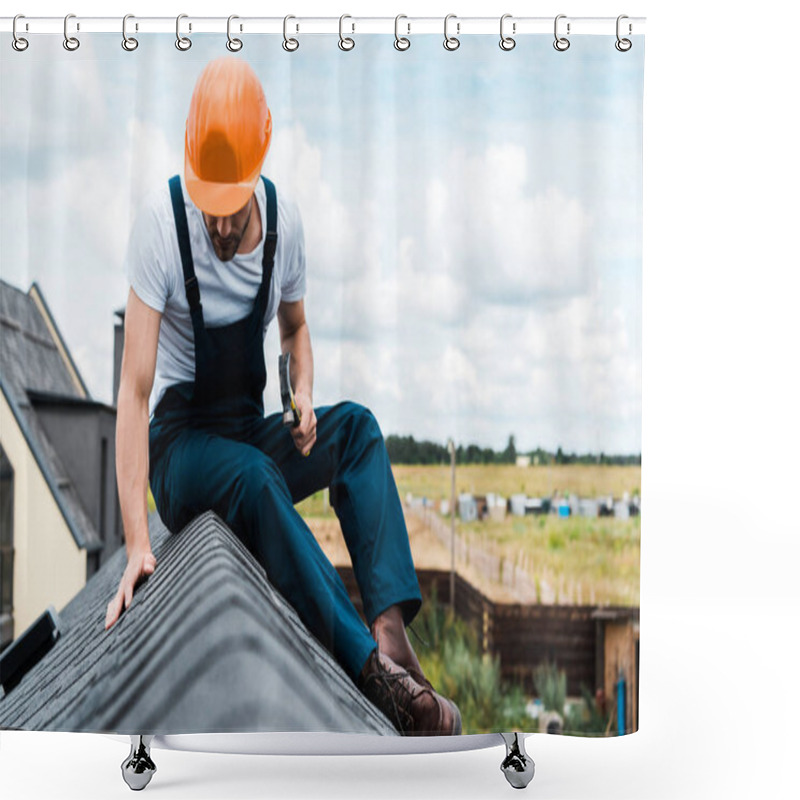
[105,548,157,630]
[291,390,317,456]
[277,299,315,455]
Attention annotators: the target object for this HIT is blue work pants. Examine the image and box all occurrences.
[149,400,422,682]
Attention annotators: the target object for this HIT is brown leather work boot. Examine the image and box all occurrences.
[357,648,462,736]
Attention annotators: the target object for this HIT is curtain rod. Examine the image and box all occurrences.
[1,16,646,37]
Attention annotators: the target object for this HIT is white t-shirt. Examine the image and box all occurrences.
[123,176,306,418]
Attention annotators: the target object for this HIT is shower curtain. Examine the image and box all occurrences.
[0,28,643,739]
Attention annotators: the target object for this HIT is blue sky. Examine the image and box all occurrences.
[0,33,643,453]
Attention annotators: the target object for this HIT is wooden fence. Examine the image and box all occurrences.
[336,566,635,695]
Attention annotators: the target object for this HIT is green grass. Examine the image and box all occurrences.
[413,590,530,733]
[294,489,336,518]
[533,662,566,712]
[462,514,640,606]
[413,596,614,735]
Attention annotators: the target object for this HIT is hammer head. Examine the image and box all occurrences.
[279,352,301,427]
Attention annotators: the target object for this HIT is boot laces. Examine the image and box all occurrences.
[361,648,435,734]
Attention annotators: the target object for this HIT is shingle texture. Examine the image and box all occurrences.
[0,279,101,551]
[0,510,396,736]
[0,280,81,398]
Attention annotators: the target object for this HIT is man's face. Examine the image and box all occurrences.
[202,196,254,261]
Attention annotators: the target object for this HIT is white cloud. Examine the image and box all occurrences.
[267,124,363,283]
[256,124,639,451]
[125,118,181,214]
[1,110,181,406]
[427,145,595,303]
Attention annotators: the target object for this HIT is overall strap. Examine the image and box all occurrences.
[260,176,278,285]
[168,175,201,312]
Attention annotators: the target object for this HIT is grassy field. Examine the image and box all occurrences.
[150,464,640,607]
[391,463,641,502]
[459,513,640,605]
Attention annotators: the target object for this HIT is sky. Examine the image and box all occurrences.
[0,33,643,454]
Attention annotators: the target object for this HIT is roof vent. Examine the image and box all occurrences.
[0,606,61,699]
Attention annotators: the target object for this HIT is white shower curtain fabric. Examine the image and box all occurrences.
[0,32,643,737]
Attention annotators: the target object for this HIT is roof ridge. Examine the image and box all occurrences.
[0,512,397,735]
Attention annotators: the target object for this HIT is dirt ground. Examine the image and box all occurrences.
[306,509,523,603]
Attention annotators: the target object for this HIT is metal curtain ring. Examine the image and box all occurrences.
[615,15,632,51]
[176,14,192,50]
[499,14,516,51]
[122,14,138,51]
[283,15,299,52]
[338,14,355,51]
[226,15,243,51]
[394,15,410,51]
[553,14,570,51]
[12,14,29,51]
[63,13,80,51]
[443,14,460,51]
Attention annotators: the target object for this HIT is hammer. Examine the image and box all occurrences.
[279,352,302,428]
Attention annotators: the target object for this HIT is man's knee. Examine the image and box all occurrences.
[338,401,382,444]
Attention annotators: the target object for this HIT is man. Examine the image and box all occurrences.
[104,57,460,737]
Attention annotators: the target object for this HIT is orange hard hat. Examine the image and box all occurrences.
[184,57,273,216]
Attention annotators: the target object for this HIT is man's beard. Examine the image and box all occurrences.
[209,202,253,261]
[211,230,243,261]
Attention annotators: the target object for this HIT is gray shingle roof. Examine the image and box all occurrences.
[0,510,396,736]
[0,279,84,399]
[0,278,102,552]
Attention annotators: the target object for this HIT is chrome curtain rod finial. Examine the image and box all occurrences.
[121,736,156,791]
[500,733,535,789]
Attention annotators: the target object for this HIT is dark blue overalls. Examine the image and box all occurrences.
[147,175,422,682]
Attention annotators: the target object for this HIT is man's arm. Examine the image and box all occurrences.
[277,298,316,455]
[105,287,162,629]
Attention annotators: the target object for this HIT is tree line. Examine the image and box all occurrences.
[384,434,641,466]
